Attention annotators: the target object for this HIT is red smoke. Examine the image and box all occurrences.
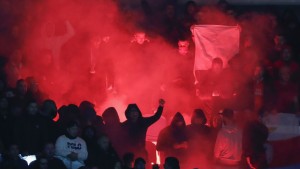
[2,1,277,123]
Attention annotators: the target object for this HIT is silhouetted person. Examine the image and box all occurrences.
[186,109,213,168]
[247,65,274,116]
[29,142,66,169]
[214,109,242,169]
[40,99,60,142]
[85,134,120,169]
[55,121,88,169]
[25,77,47,104]
[122,152,134,169]
[134,158,146,169]
[121,99,165,160]
[197,57,235,126]
[160,3,181,46]
[79,101,104,134]
[13,100,49,155]
[274,66,299,114]
[180,1,197,35]
[56,104,81,137]
[242,119,269,169]
[14,79,28,109]
[29,155,50,169]
[102,107,124,157]
[163,157,180,169]
[41,20,75,70]
[156,112,188,167]
[0,144,28,169]
[82,125,98,167]
[0,96,11,149]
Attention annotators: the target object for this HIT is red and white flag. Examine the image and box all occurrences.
[191,25,240,71]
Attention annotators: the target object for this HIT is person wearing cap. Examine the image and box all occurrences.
[214,108,242,169]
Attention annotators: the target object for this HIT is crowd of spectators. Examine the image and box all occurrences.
[0,0,300,169]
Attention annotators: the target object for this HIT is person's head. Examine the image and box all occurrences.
[279,66,291,82]
[9,99,24,117]
[125,104,141,123]
[16,79,27,95]
[185,1,197,15]
[281,46,293,61]
[253,65,264,79]
[38,157,49,169]
[66,121,80,138]
[79,101,95,110]
[164,157,180,169]
[134,157,146,169]
[134,32,147,45]
[79,101,96,121]
[218,0,230,10]
[171,112,186,129]
[97,134,110,151]
[43,142,55,158]
[83,126,96,140]
[211,57,223,74]
[242,35,253,48]
[219,108,234,125]
[165,4,176,18]
[0,79,7,93]
[26,77,39,93]
[36,155,49,169]
[8,144,20,159]
[123,152,135,167]
[178,40,190,55]
[26,100,39,115]
[102,107,120,125]
[43,21,55,37]
[191,109,207,126]
[0,97,8,110]
[114,161,122,169]
[274,34,286,46]
[41,99,57,119]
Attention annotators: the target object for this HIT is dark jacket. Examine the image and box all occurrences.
[85,144,120,169]
[29,157,67,169]
[13,114,49,154]
[121,104,163,157]
[102,107,123,157]
[156,112,188,161]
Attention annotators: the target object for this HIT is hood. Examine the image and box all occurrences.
[125,104,142,120]
[191,109,207,125]
[171,112,186,127]
[102,107,120,125]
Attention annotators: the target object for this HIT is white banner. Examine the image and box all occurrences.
[191,25,240,70]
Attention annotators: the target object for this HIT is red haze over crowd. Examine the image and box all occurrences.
[1,0,277,122]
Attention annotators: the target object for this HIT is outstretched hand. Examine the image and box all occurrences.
[159,99,165,107]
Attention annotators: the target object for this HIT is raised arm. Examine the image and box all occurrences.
[60,20,75,43]
[144,99,165,127]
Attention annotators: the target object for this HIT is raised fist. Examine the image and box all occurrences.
[159,99,165,106]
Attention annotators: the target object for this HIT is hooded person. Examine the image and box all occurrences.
[102,107,124,157]
[186,109,213,169]
[156,112,188,167]
[121,99,165,161]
